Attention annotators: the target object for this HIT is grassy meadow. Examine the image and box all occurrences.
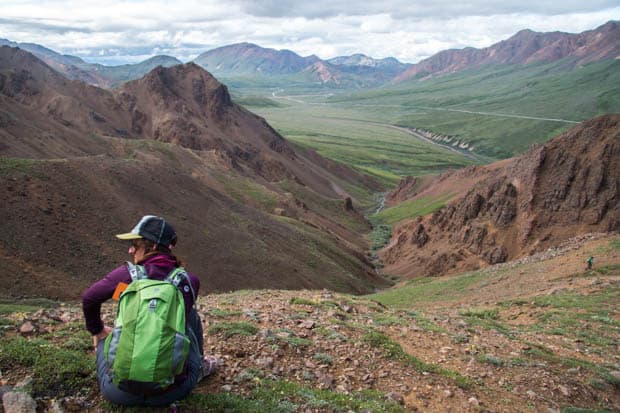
[249,102,476,187]
[372,193,455,226]
[331,59,620,159]
[235,59,620,168]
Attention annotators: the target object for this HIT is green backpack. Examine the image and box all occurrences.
[104,262,195,394]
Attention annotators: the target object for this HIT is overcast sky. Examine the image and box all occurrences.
[1,0,619,65]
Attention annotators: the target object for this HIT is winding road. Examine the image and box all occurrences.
[270,89,580,124]
[268,89,578,163]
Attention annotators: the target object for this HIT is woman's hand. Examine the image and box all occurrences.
[92,325,112,351]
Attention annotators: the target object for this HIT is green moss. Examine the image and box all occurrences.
[460,307,515,337]
[0,157,47,179]
[267,329,313,348]
[312,352,333,365]
[372,313,408,326]
[529,287,620,323]
[476,354,505,367]
[181,378,405,412]
[0,298,58,314]
[368,271,487,308]
[524,342,619,389]
[207,308,243,318]
[363,330,471,389]
[0,336,95,397]
[373,193,454,225]
[207,321,259,338]
[405,310,447,333]
[283,337,313,347]
[290,297,316,306]
[460,308,499,320]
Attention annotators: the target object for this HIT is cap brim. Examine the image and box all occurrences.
[116,233,143,240]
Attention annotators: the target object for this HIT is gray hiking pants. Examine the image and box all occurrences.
[96,308,204,406]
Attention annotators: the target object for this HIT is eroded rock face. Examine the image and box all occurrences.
[483,245,508,264]
[381,114,620,278]
[386,176,418,206]
[410,223,429,248]
[3,70,36,98]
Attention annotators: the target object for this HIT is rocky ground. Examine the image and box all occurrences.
[0,234,618,412]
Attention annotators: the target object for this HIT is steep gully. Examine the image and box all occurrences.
[269,89,484,277]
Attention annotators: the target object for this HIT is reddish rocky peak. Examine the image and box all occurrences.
[122,63,231,109]
[597,20,618,33]
[0,46,69,97]
[0,45,50,73]
[304,61,341,84]
[115,63,236,148]
[493,29,568,61]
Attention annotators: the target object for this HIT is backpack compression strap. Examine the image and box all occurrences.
[126,262,196,305]
[167,267,197,305]
[126,262,148,281]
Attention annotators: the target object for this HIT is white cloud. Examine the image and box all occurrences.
[0,1,618,64]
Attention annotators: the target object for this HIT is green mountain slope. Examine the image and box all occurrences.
[92,55,183,86]
[332,59,620,158]
[249,102,477,187]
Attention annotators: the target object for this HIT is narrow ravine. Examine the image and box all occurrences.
[367,192,393,286]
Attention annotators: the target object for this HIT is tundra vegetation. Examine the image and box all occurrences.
[1,236,617,411]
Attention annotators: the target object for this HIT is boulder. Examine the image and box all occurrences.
[2,391,37,413]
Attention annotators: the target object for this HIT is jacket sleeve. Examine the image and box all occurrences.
[81,264,131,335]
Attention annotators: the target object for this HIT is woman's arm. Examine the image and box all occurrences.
[82,264,130,335]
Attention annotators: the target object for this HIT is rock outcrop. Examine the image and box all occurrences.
[381,114,620,278]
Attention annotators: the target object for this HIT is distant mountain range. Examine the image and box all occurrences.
[1,20,618,89]
[193,43,410,86]
[394,20,620,82]
[0,39,182,88]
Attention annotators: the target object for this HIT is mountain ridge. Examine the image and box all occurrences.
[0,46,387,298]
[3,20,618,89]
[192,43,409,86]
[380,114,620,279]
[394,20,620,82]
[0,39,183,88]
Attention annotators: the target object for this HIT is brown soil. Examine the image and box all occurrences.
[0,46,389,299]
[2,234,618,412]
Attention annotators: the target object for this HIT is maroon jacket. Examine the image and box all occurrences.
[82,253,200,336]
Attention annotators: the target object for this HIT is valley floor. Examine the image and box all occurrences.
[0,234,618,412]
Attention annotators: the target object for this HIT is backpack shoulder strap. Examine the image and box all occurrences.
[166,267,196,305]
[126,261,148,281]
